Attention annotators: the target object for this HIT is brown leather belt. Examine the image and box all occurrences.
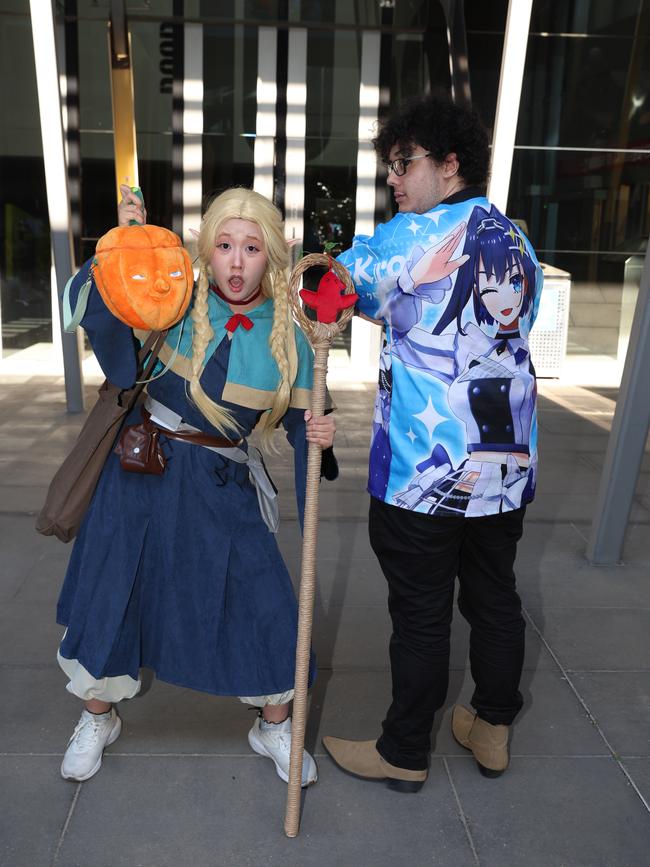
[141,407,241,449]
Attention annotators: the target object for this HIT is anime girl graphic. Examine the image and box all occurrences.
[386,204,540,517]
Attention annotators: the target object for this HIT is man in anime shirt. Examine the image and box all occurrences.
[323,93,543,791]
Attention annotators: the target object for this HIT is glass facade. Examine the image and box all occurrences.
[0,1,51,358]
[1,0,648,380]
[509,0,650,378]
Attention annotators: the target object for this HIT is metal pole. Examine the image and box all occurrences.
[30,0,84,412]
[586,236,650,564]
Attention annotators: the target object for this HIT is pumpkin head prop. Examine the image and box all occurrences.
[93,224,194,331]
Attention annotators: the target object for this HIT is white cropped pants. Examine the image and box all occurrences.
[57,649,294,706]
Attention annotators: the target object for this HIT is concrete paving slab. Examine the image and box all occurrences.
[535,408,611,439]
[621,522,650,562]
[2,665,78,754]
[535,432,615,455]
[515,521,587,565]
[527,493,650,524]
[530,461,603,495]
[0,483,47,514]
[569,672,650,757]
[8,548,70,607]
[0,602,63,667]
[525,607,650,671]
[0,755,75,867]
[620,759,650,804]
[447,756,650,867]
[306,668,392,749]
[276,519,376,563]
[517,558,650,609]
[285,555,388,607]
[56,757,475,867]
[113,683,260,756]
[1,457,72,488]
[308,603,392,670]
[522,519,650,566]
[0,515,69,603]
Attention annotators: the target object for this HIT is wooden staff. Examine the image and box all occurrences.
[284,254,356,838]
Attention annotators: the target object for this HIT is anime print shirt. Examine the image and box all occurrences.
[337,189,544,518]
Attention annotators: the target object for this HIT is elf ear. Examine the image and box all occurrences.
[189,228,200,239]
[287,237,302,248]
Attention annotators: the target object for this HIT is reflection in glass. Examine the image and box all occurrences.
[509,149,650,272]
[530,1,639,37]
[0,6,51,357]
[510,1,650,381]
[202,21,256,200]
[303,27,361,357]
[518,33,650,150]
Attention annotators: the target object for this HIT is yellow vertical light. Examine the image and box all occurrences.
[108,25,138,203]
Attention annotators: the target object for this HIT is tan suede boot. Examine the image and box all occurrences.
[452,705,509,777]
[322,736,427,792]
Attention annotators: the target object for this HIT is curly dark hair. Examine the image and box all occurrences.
[373,92,490,188]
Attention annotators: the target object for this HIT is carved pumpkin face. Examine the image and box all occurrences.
[93,224,194,331]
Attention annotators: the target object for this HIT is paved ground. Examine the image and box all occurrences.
[1,373,649,867]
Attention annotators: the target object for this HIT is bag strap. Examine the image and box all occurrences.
[112,331,167,409]
[137,331,168,382]
[62,272,93,332]
[135,318,186,386]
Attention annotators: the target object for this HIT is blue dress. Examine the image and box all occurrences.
[57,263,317,698]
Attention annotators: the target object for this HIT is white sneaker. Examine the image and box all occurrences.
[61,708,122,782]
[248,716,318,787]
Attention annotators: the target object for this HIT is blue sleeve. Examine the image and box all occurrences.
[281,407,339,532]
[337,214,412,320]
[282,407,308,531]
[66,258,138,388]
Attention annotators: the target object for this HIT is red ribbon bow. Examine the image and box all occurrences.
[225,313,254,333]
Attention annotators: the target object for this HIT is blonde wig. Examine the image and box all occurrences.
[190,187,299,445]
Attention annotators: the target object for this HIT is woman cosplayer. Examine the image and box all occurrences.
[57,187,335,786]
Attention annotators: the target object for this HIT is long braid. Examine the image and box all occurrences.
[257,267,298,448]
[189,264,241,436]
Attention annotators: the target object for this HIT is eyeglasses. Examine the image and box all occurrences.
[383,152,431,177]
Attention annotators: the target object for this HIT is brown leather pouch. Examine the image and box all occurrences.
[114,417,166,475]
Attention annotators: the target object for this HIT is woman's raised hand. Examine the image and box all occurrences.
[118,183,147,227]
[304,410,336,450]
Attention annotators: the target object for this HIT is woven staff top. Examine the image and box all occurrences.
[289,253,356,347]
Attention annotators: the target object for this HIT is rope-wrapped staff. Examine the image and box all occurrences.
[284,253,357,838]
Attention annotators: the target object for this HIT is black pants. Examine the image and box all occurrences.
[370,496,526,771]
